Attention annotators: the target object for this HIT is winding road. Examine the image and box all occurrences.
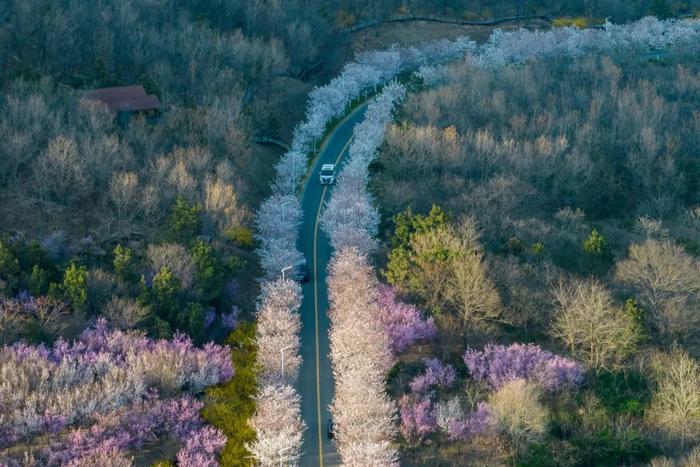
[296,102,369,467]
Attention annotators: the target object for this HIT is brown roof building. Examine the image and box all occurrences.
[84,85,160,113]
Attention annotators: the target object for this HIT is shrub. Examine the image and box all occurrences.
[551,279,641,372]
[27,264,50,296]
[152,267,180,302]
[488,379,549,456]
[104,296,150,330]
[203,323,258,466]
[0,239,20,294]
[552,17,589,28]
[86,268,126,314]
[147,244,195,292]
[226,226,254,249]
[615,240,700,339]
[168,197,201,242]
[61,263,88,310]
[113,244,135,279]
[190,240,224,302]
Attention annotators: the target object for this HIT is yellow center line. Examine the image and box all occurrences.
[312,134,354,466]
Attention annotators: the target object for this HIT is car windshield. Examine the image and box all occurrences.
[320,168,333,175]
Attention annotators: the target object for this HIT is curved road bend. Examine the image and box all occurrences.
[297,102,369,467]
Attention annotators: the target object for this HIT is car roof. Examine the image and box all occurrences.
[321,164,335,170]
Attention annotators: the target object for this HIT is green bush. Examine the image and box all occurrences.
[0,239,20,294]
[582,229,613,274]
[28,265,50,296]
[113,244,135,279]
[583,229,607,256]
[191,240,224,302]
[202,322,257,466]
[225,226,254,249]
[152,267,180,302]
[61,263,88,310]
[168,197,201,242]
[593,370,651,417]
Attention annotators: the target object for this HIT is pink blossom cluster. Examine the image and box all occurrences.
[327,249,399,465]
[463,343,584,391]
[399,359,491,443]
[409,358,456,394]
[42,395,223,466]
[0,319,232,449]
[445,402,493,441]
[376,284,436,355]
[399,396,436,441]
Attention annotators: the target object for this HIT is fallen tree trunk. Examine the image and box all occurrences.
[251,135,291,151]
[344,14,551,33]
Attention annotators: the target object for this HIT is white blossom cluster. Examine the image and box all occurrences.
[477,16,699,68]
[247,383,305,467]
[320,83,406,255]
[255,278,303,387]
[248,277,305,466]
[327,248,399,466]
[414,17,700,84]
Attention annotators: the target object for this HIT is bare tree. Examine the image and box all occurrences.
[488,379,548,456]
[615,240,700,339]
[647,349,700,451]
[551,279,641,372]
[104,296,150,330]
[146,244,195,291]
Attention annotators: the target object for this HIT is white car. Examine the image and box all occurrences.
[319,164,335,185]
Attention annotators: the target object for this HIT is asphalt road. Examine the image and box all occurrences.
[296,102,369,467]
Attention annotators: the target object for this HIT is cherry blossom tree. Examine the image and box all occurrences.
[376,284,436,355]
[255,278,302,386]
[463,343,584,392]
[255,194,303,278]
[248,384,305,467]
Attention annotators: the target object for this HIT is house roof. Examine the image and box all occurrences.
[84,85,161,112]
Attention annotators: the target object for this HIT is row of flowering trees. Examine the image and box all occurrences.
[251,37,478,465]
[0,319,233,465]
[246,278,305,465]
[320,85,418,465]
[327,249,399,465]
[418,17,700,85]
